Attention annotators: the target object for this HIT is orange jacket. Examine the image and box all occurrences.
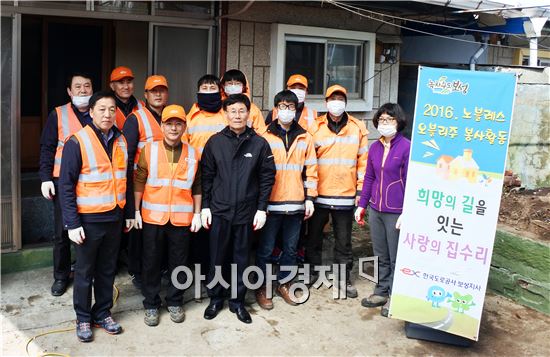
[133,107,163,169]
[260,124,318,213]
[73,125,127,213]
[141,141,198,226]
[312,113,369,208]
[115,99,145,129]
[185,103,227,158]
[53,103,83,178]
[272,106,318,132]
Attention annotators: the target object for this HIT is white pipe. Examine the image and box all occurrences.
[469,38,488,71]
[529,37,538,67]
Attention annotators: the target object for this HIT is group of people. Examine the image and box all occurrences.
[39,66,410,343]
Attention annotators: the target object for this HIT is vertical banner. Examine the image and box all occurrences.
[389,66,517,341]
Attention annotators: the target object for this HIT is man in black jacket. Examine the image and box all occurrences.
[200,94,275,324]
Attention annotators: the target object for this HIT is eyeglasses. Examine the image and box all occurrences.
[277,103,296,111]
[378,116,396,124]
[227,109,248,116]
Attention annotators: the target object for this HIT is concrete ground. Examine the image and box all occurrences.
[2,263,550,356]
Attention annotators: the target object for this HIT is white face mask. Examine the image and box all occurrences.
[72,95,92,110]
[326,100,346,117]
[224,84,243,95]
[278,109,295,125]
[378,124,397,138]
[290,89,306,103]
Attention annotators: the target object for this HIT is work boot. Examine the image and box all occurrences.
[76,321,93,342]
[346,281,358,299]
[93,316,122,334]
[144,308,159,326]
[276,283,298,306]
[256,286,273,310]
[361,294,388,308]
[167,306,185,323]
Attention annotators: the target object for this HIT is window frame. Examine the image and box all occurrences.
[270,24,375,112]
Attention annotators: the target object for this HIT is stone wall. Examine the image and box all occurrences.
[488,228,550,314]
[494,67,550,188]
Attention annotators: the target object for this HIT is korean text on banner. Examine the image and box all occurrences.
[389,66,517,341]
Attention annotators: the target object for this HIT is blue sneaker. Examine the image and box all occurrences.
[93,316,122,334]
[76,321,93,342]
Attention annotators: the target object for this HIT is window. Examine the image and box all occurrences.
[271,24,375,112]
[285,38,363,99]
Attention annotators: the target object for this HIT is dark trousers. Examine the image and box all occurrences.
[305,206,354,276]
[73,220,122,323]
[368,207,400,296]
[190,228,210,278]
[207,217,252,309]
[127,228,143,277]
[53,181,71,281]
[141,222,190,309]
[257,213,303,282]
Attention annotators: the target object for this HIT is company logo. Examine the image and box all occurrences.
[427,76,469,95]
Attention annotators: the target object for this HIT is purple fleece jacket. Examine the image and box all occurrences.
[358,132,411,214]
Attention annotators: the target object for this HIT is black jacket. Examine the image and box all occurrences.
[201,126,276,224]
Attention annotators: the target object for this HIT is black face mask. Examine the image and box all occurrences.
[197,92,222,113]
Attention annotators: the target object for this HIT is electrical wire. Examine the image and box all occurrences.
[329,0,549,37]
[327,0,546,51]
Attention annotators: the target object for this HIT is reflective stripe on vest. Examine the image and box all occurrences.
[142,200,194,213]
[275,163,303,171]
[187,123,226,135]
[304,180,317,189]
[317,158,357,166]
[314,135,359,148]
[267,203,305,212]
[315,197,355,206]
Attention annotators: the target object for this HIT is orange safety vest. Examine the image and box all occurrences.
[53,103,84,178]
[73,125,127,214]
[260,127,318,213]
[133,107,163,169]
[272,106,318,132]
[186,103,227,158]
[115,99,145,129]
[141,141,198,226]
[312,114,369,208]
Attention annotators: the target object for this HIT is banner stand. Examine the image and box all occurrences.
[404,322,475,347]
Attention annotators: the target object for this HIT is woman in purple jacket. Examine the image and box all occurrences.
[355,103,410,317]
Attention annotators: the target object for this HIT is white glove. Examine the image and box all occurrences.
[68,227,85,245]
[134,210,143,229]
[253,210,267,231]
[395,214,402,230]
[304,200,315,220]
[201,208,212,229]
[41,181,55,200]
[354,207,366,226]
[191,213,202,233]
[125,219,135,232]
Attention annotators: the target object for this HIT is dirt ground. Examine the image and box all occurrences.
[498,187,550,241]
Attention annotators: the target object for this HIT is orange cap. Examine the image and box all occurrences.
[287,74,308,88]
[161,104,186,122]
[325,84,347,99]
[110,66,134,82]
[145,75,168,91]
